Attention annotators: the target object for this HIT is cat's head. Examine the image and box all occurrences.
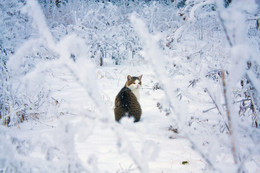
[125,75,142,90]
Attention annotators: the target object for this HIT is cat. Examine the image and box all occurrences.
[114,75,143,122]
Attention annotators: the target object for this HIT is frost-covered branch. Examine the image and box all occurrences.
[221,70,238,164]
[130,13,218,171]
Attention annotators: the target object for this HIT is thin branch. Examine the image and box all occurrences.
[205,88,224,115]
[204,88,229,130]
[217,10,233,47]
[221,70,238,164]
[202,106,217,113]
[249,90,259,127]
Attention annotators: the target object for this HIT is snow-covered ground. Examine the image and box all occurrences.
[58,64,206,172]
[5,64,206,173]
[74,65,205,172]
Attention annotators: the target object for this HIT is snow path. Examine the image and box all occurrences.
[8,65,205,172]
[60,65,205,172]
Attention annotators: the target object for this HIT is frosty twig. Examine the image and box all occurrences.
[221,70,238,165]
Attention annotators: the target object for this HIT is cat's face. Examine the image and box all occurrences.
[126,75,142,90]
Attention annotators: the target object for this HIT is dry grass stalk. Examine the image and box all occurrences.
[221,70,238,165]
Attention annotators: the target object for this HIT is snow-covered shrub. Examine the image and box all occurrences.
[0,0,61,126]
[131,0,260,171]
[1,1,153,172]
[0,0,33,125]
[35,0,181,66]
[165,0,260,128]
[1,0,92,171]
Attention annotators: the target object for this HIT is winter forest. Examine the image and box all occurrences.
[1,0,260,172]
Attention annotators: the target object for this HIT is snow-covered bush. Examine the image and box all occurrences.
[131,0,260,172]
[35,0,182,66]
[1,0,156,172]
[0,0,32,125]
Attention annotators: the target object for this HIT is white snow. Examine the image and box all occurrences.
[6,64,206,172]
[1,0,260,172]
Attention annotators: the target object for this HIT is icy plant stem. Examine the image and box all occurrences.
[205,88,229,130]
[218,3,240,166]
[221,70,238,165]
[249,91,259,127]
[217,10,233,47]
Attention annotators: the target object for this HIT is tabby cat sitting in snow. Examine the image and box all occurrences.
[114,75,142,122]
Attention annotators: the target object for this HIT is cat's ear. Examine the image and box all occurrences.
[138,75,143,80]
[127,75,132,81]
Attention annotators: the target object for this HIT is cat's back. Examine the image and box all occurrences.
[114,87,141,122]
[115,87,137,110]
